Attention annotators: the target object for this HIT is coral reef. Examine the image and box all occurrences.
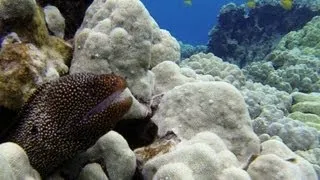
[207,2,319,67]
[140,132,317,179]
[180,52,246,88]
[1,0,319,179]
[267,117,319,151]
[173,52,319,152]
[70,0,180,102]
[275,16,320,57]
[240,81,292,120]
[153,54,319,152]
[2,73,132,177]
[241,83,319,151]
[296,148,320,172]
[289,92,320,130]
[179,41,207,59]
[243,60,320,93]
[244,16,320,93]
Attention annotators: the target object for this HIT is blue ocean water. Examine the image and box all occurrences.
[141,0,245,45]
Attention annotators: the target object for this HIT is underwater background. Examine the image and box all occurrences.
[0,0,320,179]
[141,0,245,45]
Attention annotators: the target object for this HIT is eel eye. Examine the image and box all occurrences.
[31,125,38,135]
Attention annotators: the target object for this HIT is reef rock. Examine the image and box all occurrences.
[70,0,180,102]
[0,0,72,110]
[0,35,69,110]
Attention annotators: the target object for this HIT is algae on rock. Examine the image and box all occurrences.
[0,0,72,110]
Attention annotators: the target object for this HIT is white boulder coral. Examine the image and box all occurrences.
[239,82,319,151]
[143,143,220,179]
[247,140,318,180]
[152,163,194,180]
[78,163,108,180]
[240,81,292,120]
[82,131,136,180]
[70,0,180,101]
[151,81,260,162]
[49,131,136,180]
[142,131,250,180]
[267,118,319,151]
[43,5,65,39]
[0,142,40,180]
[219,167,252,180]
[151,61,198,95]
[180,52,246,88]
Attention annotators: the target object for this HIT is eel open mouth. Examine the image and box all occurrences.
[83,88,128,120]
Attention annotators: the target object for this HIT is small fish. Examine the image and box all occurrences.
[184,0,192,6]
[286,157,297,163]
[246,0,256,9]
[280,0,293,10]
[242,154,259,170]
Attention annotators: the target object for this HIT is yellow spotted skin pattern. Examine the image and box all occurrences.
[3,73,132,177]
